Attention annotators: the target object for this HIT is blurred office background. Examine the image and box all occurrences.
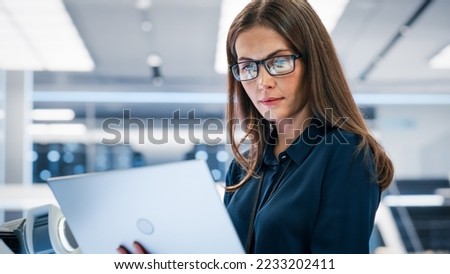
[0,0,449,253]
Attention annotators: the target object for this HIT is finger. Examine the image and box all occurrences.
[133,241,149,254]
[117,245,131,254]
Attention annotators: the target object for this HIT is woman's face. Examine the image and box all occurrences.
[234,25,309,126]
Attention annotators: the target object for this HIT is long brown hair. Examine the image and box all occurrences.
[226,0,394,191]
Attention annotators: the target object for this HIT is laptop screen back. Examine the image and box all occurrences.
[47,160,244,254]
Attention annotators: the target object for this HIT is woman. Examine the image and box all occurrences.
[118,0,394,254]
[223,0,394,253]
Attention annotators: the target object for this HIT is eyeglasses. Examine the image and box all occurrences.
[230,53,302,81]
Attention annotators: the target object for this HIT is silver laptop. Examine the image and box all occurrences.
[47,159,244,254]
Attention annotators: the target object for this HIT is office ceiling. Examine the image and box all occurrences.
[32,0,450,119]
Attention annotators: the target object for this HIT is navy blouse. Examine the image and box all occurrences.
[224,118,381,254]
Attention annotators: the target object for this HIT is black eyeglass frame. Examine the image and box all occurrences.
[230,53,302,81]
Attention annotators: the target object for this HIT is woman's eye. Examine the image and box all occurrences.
[240,63,254,72]
[273,58,288,67]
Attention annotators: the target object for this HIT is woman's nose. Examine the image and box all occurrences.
[257,67,275,91]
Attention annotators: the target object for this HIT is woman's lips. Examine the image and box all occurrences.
[259,97,283,107]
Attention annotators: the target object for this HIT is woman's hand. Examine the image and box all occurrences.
[117,241,149,254]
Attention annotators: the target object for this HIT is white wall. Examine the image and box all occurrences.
[376,105,450,179]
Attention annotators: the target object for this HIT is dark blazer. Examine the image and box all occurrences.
[224,118,381,253]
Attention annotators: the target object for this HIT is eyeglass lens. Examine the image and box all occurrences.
[232,55,297,81]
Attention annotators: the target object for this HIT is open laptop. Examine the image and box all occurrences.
[47,159,244,254]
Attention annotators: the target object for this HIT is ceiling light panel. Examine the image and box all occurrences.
[0,8,42,70]
[429,44,450,69]
[309,0,349,33]
[32,109,75,121]
[214,0,249,74]
[0,0,94,71]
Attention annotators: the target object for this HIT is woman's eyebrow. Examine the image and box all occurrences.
[237,49,292,62]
